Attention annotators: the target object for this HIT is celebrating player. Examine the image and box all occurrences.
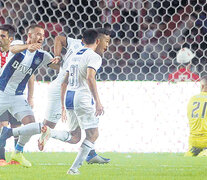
[185,75,207,156]
[40,28,111,174]
[0,24,59,167]
[0,24,35,166]
[38,28,110,164]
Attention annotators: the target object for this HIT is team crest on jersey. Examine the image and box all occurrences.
[34,57,42,65]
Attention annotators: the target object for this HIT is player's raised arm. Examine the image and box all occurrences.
[47,35,67,69]
[54,35,67,56]
[61,71,69,122]
[27,74,35,108]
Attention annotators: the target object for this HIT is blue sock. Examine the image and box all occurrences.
[88,150,96,157]
[15,144,23,153]
[14,137,18,148]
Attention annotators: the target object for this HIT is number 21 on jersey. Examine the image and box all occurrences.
[191,102,207,118]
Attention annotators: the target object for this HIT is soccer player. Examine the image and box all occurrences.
[40,28,110,175]
[0,24,60,167]
[0,24,34,166]
[185,75,207,156]
[38,29,110,164]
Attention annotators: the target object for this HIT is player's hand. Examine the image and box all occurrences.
[95,102,104,116]
[50,56,61,64]
[27,97,34,109]
[61,107,67,123]
[28,43,42,52]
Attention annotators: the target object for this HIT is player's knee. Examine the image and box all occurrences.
[21,115,35,125]
[43,120,56,129]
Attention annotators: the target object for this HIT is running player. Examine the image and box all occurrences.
[39,29,109,164]
[40,28,110,174]
[0,24,34,166]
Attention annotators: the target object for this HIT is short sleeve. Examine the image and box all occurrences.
[87,53,102,72]
[66,37,82,49]
[42,51,53,65]
[8,40,25,57]
[66,37,74,49]
[10,40,24,46]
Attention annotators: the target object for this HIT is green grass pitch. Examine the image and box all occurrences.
[0,152,207,180]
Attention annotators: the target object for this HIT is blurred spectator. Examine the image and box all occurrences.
[168,63,199,82]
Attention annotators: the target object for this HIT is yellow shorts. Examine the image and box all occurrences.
[185,136,207,156]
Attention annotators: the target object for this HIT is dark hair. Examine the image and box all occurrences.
[0,24,16,37]
[27,24,44,33]
[82,29,99,45]
[96,28,111,36]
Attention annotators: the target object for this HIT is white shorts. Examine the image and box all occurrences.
[65,90,99,130]
[44,92,61,124]
[0,91,34,122]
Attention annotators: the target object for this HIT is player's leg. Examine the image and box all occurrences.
[0,111,10,166]
[0,96,43,167]
[196,138,207,157]
[38,93,62,150]
[0,122,8,166]
[7,113,22,165]
[68,96,99,175]
[68,128,98,175]
[38,109,81,151]
[197,148,207,157]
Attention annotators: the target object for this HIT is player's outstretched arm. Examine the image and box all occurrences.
[87,68,104,116]
[9,43,42,54]
[61,72,69,122]
[27,74,35,108]
[9,44,29,54]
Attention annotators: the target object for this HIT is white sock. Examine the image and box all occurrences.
[12,123,42,137]
[70,139,94,170]
[51,130,71,142]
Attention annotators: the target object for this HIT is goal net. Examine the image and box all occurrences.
[1,0,205,81]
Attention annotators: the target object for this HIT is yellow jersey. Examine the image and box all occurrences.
[187,92,207,137]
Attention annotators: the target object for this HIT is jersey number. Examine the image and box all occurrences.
[69,64,78,87]
[191,102,207,118]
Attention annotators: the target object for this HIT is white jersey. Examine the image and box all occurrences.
[0,40,52,95]
[66,48,102,93]
[48,37,83,94]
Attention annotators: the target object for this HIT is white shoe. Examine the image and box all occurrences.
[38,125,51,151]
[67,168,80,175]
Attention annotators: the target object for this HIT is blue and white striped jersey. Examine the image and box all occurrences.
[0,40,53,95]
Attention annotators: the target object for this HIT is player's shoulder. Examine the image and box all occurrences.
[67,37,82,46]
[86,49,101,58]
[190,93,205,101]
[67,37,81,43]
